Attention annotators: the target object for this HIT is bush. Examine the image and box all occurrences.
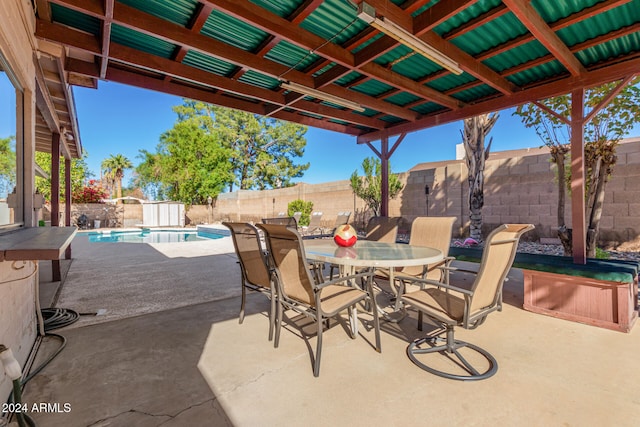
[73,180,109,203]
[288,199,313,226]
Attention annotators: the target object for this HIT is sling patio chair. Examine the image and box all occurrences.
[364,216,400,243]
[376,216,456,310]
[257,223,381,377]
[323,211,351,236]
[400,224,534,381]
[301,211,323,237]
[262,216,297,227]
[329,216,400,280]
[223,222,276,341]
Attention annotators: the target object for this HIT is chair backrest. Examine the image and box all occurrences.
[293,211,302,225]
[262,216,297,227]
[365,216,400,243]
[334,211,351,227]
[257,223,316,306]
[308,212,323,227]
[223,222,271,289]
[401,216,456,276]
[467,224,534,320]
[409,217,456,255]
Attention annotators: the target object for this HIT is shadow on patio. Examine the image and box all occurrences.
[21,234,640,427]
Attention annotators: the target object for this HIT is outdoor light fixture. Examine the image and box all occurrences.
[357,2,464,75]
[280,81,366,112]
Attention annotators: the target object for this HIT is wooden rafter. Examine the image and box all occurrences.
[357,55,640,143]
[501,0,586,76]
[203,0,463,110]
[99,0,114,79]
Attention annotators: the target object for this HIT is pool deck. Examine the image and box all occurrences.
[19,232,640,426]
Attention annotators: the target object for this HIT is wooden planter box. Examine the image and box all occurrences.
[522,269,638,333]
[449,247,639,333]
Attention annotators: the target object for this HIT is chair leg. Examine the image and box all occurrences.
[239,281,247,324]
[274,299,283,348]
[417,311,423,331]
[406,325,498,381]
[314,316,323,377]
[347,306,358,338]
[268,292,276,341]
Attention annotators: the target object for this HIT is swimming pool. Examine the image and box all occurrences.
[87,229,227,243]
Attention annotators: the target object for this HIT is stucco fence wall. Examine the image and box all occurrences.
[210,139,640,245]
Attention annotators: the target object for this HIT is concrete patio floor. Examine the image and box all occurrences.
[19,231,640,427]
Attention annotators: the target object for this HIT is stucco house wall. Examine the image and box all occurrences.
[0,0,40,402]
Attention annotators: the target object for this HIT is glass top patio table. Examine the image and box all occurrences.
[304,240,443,269]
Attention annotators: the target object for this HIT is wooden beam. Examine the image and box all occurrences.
[100,67,363,136]
[357,55,640,142]
[99,0,114,79]
[570,88,586,264]
[65,157,72,259]
[584,75,636,124]
[205,0,462,109]
[502,0,586,76]
[413,0,478,34]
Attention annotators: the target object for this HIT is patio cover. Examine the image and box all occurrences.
[33,0,640,262]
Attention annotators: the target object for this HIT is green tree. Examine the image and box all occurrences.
[350,157,403,217]
[154,119,233,204]
[514,77,640,257]
[134,149,166,200]
[173,100,309,191]
[34,151,92,202]
[462,113,499,242]
[101,154,133,200]
[0,136,15,197]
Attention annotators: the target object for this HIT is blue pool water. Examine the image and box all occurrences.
[87,229,225,243]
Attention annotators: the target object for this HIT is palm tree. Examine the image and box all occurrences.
[461,113,499,242]
[101,154,133,201]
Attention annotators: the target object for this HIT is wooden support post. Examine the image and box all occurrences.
[65,157,72,259]
[570,88,586,264]
[51,132,61,281]
[380,136,389,217]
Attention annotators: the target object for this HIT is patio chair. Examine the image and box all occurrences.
[329,216,400,280]
[223,222,276,341]
[293,211,302,227]
[325,211,351,236]
[262,216,297,227]
[400,224,534,380]
[377,216,456,308]
[301,211,323,236]
[364,216,400,243]
[257,223,380,377]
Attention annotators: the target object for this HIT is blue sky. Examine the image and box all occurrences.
[6,79,639,190]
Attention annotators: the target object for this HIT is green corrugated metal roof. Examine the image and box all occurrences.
[300,0,366,45]
[238,70,281,90]
[264,40,320,71]
[182,51,236,77]
[111,25,176,58]
[118,0,197,28]
[50,4,100,36]
[43,0,640,136]
[200,10,268,52]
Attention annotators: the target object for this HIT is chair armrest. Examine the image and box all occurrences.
[406,277,474,296]
[313,270,374,291]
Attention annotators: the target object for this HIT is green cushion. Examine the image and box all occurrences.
[449,247,639,283]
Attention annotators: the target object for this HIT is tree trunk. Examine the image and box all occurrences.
[553,150,572,255]
[586,159,608,257]
[462,113,498,242]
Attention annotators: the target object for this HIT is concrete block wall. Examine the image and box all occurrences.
[212,138,640,243]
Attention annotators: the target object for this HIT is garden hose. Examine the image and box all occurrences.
[40,308,79,331]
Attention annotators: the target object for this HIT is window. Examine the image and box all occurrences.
[0,52,23,227]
